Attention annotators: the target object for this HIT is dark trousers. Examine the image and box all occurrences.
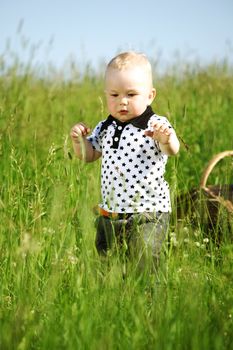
[95,212,169,270]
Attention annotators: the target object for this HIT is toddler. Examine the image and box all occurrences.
[70,51,180,268]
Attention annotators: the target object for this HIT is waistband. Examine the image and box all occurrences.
[96,207,166,220]
[98,207,132,219]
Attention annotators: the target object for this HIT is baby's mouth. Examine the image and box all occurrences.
[119,110,128,115]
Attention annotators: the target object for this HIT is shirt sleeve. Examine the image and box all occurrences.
[86,120,105,153]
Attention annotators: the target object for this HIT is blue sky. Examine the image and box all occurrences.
[0,0,233,71]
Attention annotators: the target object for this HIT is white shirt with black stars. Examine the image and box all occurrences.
[87,112,173,214]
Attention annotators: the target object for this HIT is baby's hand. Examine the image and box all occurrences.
[145,121,173,145]
[70,123,91,143]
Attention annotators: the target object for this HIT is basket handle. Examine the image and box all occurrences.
[200,150,233,189]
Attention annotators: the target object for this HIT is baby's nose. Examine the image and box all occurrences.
[120,96,128,105]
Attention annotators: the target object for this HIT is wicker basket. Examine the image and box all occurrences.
[176,150,233,236]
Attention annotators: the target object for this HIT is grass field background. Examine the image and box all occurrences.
[0,46,233,349]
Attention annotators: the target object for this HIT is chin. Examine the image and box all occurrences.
[116,114,135,122]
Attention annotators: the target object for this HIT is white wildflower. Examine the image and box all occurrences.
[194,230,200,237]
[68,254,78,265]
[170,232,178,246]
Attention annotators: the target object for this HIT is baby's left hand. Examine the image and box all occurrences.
[145,121,173,145]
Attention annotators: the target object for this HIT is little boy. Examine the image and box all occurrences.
[70,51,180,267]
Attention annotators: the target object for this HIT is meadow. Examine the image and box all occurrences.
[0,49,233,349]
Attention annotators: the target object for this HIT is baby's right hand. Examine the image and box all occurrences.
[70,123,91,143]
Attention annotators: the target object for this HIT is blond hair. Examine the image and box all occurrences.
[105,51,153,87]
[107,51,152,70]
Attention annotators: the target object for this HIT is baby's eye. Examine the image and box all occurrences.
[128,93,137,97]
[110,93,118,97]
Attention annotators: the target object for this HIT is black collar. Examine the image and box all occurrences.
[100,106,155,133]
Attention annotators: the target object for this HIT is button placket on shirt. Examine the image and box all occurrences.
[111,124,125,149]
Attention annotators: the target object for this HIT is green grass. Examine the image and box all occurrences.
[0,50,233,349]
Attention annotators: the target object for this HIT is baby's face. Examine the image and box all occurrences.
[105,67,155,122]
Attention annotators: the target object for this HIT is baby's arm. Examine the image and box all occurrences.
[70,122,101,162]
[145,121,180,155]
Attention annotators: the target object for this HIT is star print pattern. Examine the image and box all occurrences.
[87,114,173,213]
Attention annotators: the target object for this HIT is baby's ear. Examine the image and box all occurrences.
[149,88,156,101]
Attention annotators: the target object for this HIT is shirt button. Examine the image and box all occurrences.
[114,137,119,141]
[118,126,122,130]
